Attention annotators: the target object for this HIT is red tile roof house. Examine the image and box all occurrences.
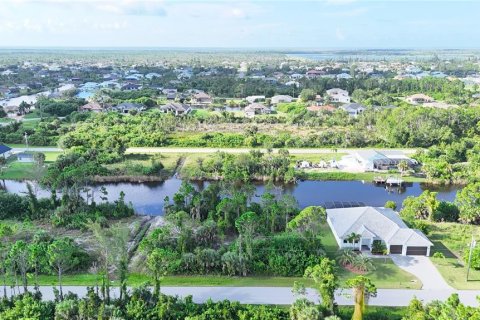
[307,105,336,112]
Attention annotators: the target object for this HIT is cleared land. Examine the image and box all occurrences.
[428,222,480,289]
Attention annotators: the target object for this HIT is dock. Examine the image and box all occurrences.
[385,177,404,186]
[373,176,404,186]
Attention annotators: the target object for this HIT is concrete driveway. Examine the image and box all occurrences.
[391,255,452,290]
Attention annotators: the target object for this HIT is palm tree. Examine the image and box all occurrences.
[397,160,409,176]
[336,249,356,267]
[346,276,377,320]
[352,255,376,273]
[346,232,361,251]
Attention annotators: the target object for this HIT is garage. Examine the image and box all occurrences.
[390,245,403,254]
[406,246,428,256]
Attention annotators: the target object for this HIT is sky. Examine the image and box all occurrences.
[0,0,479,49]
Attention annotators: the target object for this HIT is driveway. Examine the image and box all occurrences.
[391,255,452,290]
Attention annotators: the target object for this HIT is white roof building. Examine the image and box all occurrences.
[327,206,433,256]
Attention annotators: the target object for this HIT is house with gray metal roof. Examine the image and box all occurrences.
[0,144,12,159]
[326,206,433,256]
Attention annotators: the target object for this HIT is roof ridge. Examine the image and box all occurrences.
[341,207,369,237]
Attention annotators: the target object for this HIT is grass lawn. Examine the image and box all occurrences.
[317,223,421,289]
[7,143,57,148]
[291,153,346,164]
[0,162,36,179]
[105,153,182,178]
[0,151,61,180]
[27,273,308,287]
[427,222,480,289]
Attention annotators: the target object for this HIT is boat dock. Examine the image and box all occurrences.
[373,176,404,186]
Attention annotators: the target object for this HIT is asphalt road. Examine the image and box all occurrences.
[126,147,418,155]
[2,286,478,307]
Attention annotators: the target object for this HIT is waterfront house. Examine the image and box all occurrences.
[160,102,192,116]
[244,103,271,118]
[327,206,433,256]
[271,95,293,104]
[353,150,417,171]
[191,92,213,105]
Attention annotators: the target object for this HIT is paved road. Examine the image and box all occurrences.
[12,147,63,152]
[2,286,478,307]
[127,147,417,155]
[391,255,453,290]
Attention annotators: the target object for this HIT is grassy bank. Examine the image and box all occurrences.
[302,170,427,183]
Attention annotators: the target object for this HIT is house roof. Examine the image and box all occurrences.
[327,206,432,247]
[194,92,211,99]
[0,144,12,154]
[116,102,143,109]
[407,93,433,101]
[81,102,102,111]
[160,102,190,112]
[245,103,268,111]
[341,103,366,111]
[307,105,336,112]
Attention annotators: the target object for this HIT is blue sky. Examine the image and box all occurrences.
[0,0,479,49]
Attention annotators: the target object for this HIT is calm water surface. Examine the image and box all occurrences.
[0,179,461,216]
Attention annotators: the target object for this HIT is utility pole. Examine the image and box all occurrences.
[466,236,476,281]
[24,132,29,151]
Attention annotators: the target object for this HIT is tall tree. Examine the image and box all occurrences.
[47,238,79,299]
[345,276,377,320]
[304,258,338,313]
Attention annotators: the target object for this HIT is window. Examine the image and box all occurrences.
[343,239,348,243]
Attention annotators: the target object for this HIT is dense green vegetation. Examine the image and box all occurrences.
[140,183,322,277]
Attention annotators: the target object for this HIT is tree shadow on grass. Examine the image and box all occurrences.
[125,153,150,161]
[431,240,457,259]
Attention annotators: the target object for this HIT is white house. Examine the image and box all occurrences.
[327,206,433,256]
[271,95,293,104]
[340,103,366,117]
[326,88,351,104]
[354,150,417,171]
[244,103,270,118]
[160,102,191,116]
[246,95,266,103]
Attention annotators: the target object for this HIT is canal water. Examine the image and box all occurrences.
[0,178,461,216]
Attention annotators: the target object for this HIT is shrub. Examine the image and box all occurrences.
[463,246,480,270]
[384,201,397,210]
[432,252,445,259]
